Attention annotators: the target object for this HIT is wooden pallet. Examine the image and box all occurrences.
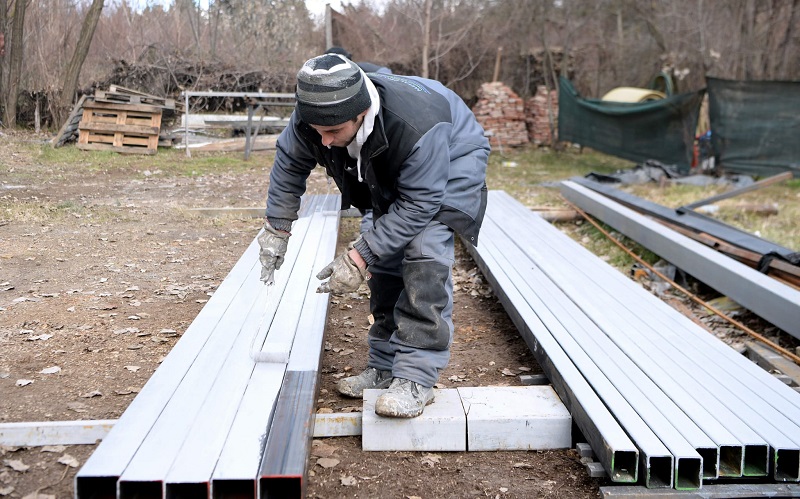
[77,101,162,155]
[95,89,176,111]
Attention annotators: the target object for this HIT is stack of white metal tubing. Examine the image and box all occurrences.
[466,190,800,491]
[75,195,340,499]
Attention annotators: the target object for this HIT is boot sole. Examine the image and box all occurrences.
[374,393,435,418]
[337,378,392,398]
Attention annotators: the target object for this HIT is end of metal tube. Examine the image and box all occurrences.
[743,444,770,477]
[718,445,744,478]
[609,450,638,483]
[75,476,118,499]
[211,479,256,499]
[697,447,719,479]
[119,480,163,499]
[674,456,702,490]
[259,475,302,499]
[166,483,208,499]
[645,455,673,489]
[775,448,800,482]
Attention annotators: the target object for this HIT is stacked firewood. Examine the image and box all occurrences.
[525,85,559,146]
[472,82,529,148]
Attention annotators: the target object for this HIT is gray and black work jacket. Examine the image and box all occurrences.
[266,73,490,265]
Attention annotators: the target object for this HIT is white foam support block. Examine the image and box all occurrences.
[362,388,466,451]
[459,386,572,451]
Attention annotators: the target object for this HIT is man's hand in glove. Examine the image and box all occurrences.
[316,248,370,294]
[258,223,290,285]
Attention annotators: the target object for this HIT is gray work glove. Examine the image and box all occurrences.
[258,223,290,285]
[316,251,370,294]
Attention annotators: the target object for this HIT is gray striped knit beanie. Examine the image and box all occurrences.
[295,54,371,126]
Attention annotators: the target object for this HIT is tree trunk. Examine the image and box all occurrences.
[55,0,103,127]
[421,0,431,78]
[0,0,7,120]
[3,0,26,128]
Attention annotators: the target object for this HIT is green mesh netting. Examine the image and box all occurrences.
[558,77,704,174]
[707,77,800,178]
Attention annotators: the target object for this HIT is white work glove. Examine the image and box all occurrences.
[258,223,290,285]
[316,249,370,295]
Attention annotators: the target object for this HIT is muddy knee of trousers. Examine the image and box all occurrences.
[394,261,452,351]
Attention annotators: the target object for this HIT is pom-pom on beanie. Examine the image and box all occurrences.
[295,54,372,126]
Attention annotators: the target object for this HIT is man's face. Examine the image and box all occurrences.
[310,112,366,148]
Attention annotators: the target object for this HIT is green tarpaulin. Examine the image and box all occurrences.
[558,77,704,173]
[707,77,800,178]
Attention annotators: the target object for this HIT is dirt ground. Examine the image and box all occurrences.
[0,131,790,499]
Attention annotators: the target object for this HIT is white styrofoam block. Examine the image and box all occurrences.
[458,386,571,451]
[362,388,466,451]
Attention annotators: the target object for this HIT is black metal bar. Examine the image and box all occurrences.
[258,370,319,499]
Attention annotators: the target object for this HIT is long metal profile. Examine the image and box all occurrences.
[465,233,642,484]
[75,195,333,499]
[257,206,339,498]
[561,180,800,339]
[519,188,800,416]
[493,192,799,480]
[488,192,760,477]
[258,370,319,498]
[211,196,339,499]
[553,186,800,422]
[162,204,332,497]
[492,193,797,480]
[480,222,701,489]
[569,176,796,260]
[75,238,263,499]
[115,210,319,497]
[484,218,713,483]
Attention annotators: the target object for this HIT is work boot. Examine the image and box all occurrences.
[337,367,392,398]
[374,378,435,418]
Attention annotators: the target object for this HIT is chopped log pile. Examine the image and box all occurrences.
[472,82,529,148]
[526,85,559,146]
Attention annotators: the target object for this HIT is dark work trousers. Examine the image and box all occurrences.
[366,220,455,388]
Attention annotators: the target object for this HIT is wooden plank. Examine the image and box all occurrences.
[76,142,157,155]
[0,420,116,446]
[78,122,160,135]
[187,135,278,152]
[83,100,163,114]
[312,413,362,437]
[94,90,175,110]
[747,341,800,387]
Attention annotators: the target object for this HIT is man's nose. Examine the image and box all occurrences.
[321,132,334,146]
